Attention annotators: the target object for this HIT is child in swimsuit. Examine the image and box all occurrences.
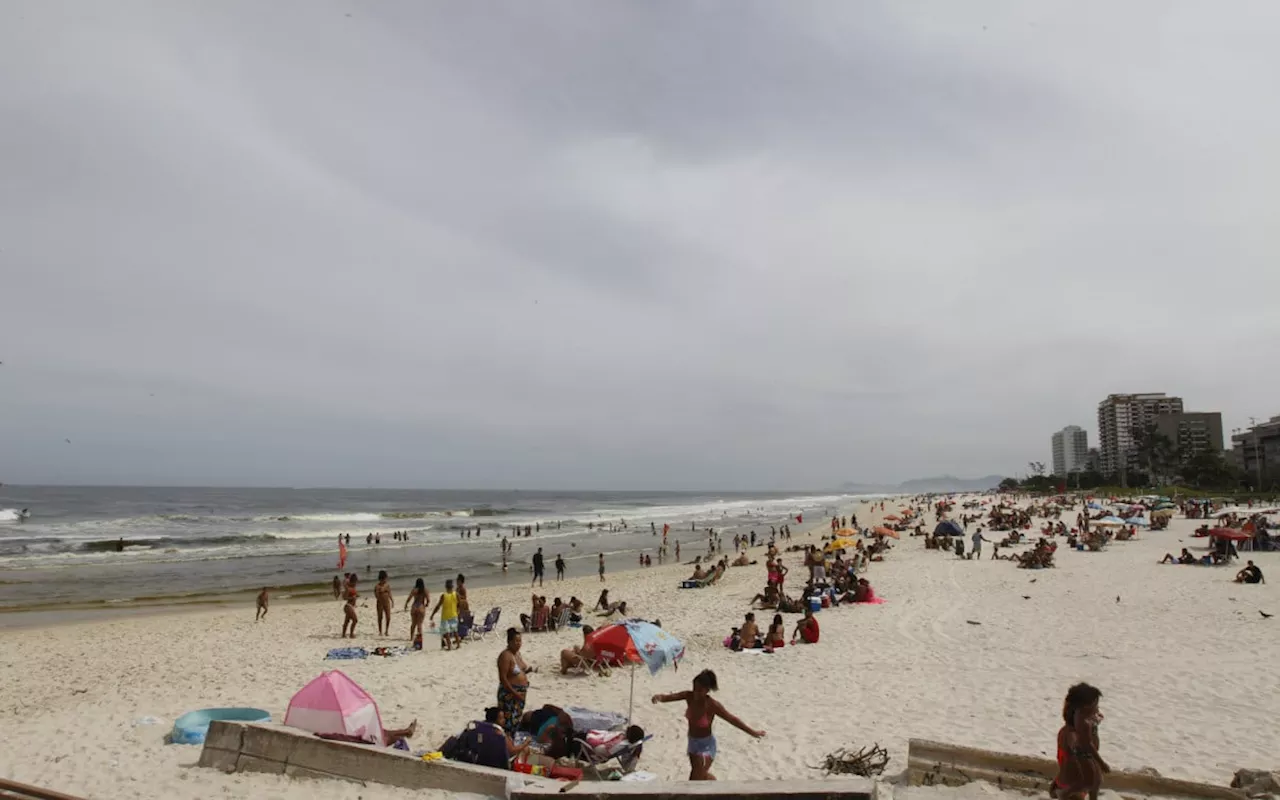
[1054,683,1109,800]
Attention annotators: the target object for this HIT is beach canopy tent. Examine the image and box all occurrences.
[934,520,963,536]
[284,670,384,745]
[1209,528,1251,542]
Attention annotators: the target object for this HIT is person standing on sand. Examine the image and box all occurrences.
[651,669,765,780]
[456,574,470,619]
[598,553,606,582]
[971,531,986,560]
[497,628,535,736]
[374,571,393,635]
[255,587,269,621]
[341,575,359,638]
[332,575,342,599]
[555,554,566,581]
[532,548,545,588]
[404,578,428,642]
[1052,683,1109,800]
[430,578,461,651]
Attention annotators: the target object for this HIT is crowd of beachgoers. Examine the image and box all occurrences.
[5,491,1276,800]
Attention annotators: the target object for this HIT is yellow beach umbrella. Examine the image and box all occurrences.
[826,537,857,552]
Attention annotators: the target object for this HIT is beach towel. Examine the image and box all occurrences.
[325,647,368,660]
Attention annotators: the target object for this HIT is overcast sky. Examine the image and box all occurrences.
[2,1,1278,490]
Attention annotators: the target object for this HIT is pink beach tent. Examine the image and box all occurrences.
[284,670,384,745]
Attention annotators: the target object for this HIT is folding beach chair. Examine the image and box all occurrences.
[467,607,501,641]
[573,734,653,778]
[564,649,611,678]
[551,607,570,632]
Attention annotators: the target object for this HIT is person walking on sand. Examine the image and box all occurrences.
[598,553,606,582]
[532,547,545,588]
[405,578,428,643]
[1052,683,1109,800]
[429,578,461,651]
[331,575,342,599]
[374,571,393,635]
[341,575,359,638]
[255,587,269,621]
[971,531,986,560]
[651,669,765,780]
[497,628,536,736]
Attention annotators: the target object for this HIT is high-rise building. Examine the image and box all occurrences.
[1097,393,1184,476]
[1154,412,1224,462]
[1050,425,1089,476]
[1231,415,1280,488]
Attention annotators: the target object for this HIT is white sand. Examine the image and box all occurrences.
[1,497,1276,800]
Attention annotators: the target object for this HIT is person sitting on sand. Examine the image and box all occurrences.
[732,552,753,567]
[1053,683,1109,800]
[1160,548,1196,565]
[598,600,629,618]
[477,706,531,762]
[559,625,597,673]
[732,612,761,650]
[594,588,610,611]
[776,593,805,613]
[1235,560,1265,584]
[568,596,584,624]
[791,607,819,644]
[751,584,780,609]
[521,595,550,632]
[765,614,786,649]
[689,564,706,581]
[256,587,269,621]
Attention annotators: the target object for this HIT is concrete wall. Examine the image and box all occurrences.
[512,778,874,800]
[907,738,1244,800]
[197,720,552,797]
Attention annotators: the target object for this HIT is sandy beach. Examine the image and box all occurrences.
[1,495,1276,800]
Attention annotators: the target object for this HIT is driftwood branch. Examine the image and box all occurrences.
[811,743,891,777]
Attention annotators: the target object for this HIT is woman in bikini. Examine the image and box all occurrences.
[1053,683,1109,800]
[374,571,393,636]
[455,573,471,619]
[496,627,537,737]
[651,669,765,780]
[766,614,786,649]
[341,575,359,638]
[404,578,428,642]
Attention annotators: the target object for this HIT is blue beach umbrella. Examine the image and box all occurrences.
[1125,516,1149,526]
[934,520,964,536]
[585,619,685,721]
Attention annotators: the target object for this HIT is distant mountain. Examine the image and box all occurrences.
[837,475,1004,494]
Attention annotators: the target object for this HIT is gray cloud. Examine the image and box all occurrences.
[2,0,1279,489]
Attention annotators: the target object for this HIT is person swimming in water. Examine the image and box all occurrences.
[651,669,764,780]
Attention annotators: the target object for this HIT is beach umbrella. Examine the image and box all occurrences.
[1094,516,1125,527]
[1208,528,1250,542]
[873,526,900,539]
[1087,502,1103,510]
[935,520,963,536]
[833,528,857,537]
[583,620,685,721]
[1154,502,1176,510]
[825,537,857,552]
[1124,516,1149,527]
[884,515,900,522]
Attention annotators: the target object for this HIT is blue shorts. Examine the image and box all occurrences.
[687,735,717,760]
[440,618,458,634]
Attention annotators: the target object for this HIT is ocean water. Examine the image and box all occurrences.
[0,486,859,613]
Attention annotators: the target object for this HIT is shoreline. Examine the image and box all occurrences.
[0,501,871,629]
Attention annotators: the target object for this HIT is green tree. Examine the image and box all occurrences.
[998,477,1019,491]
